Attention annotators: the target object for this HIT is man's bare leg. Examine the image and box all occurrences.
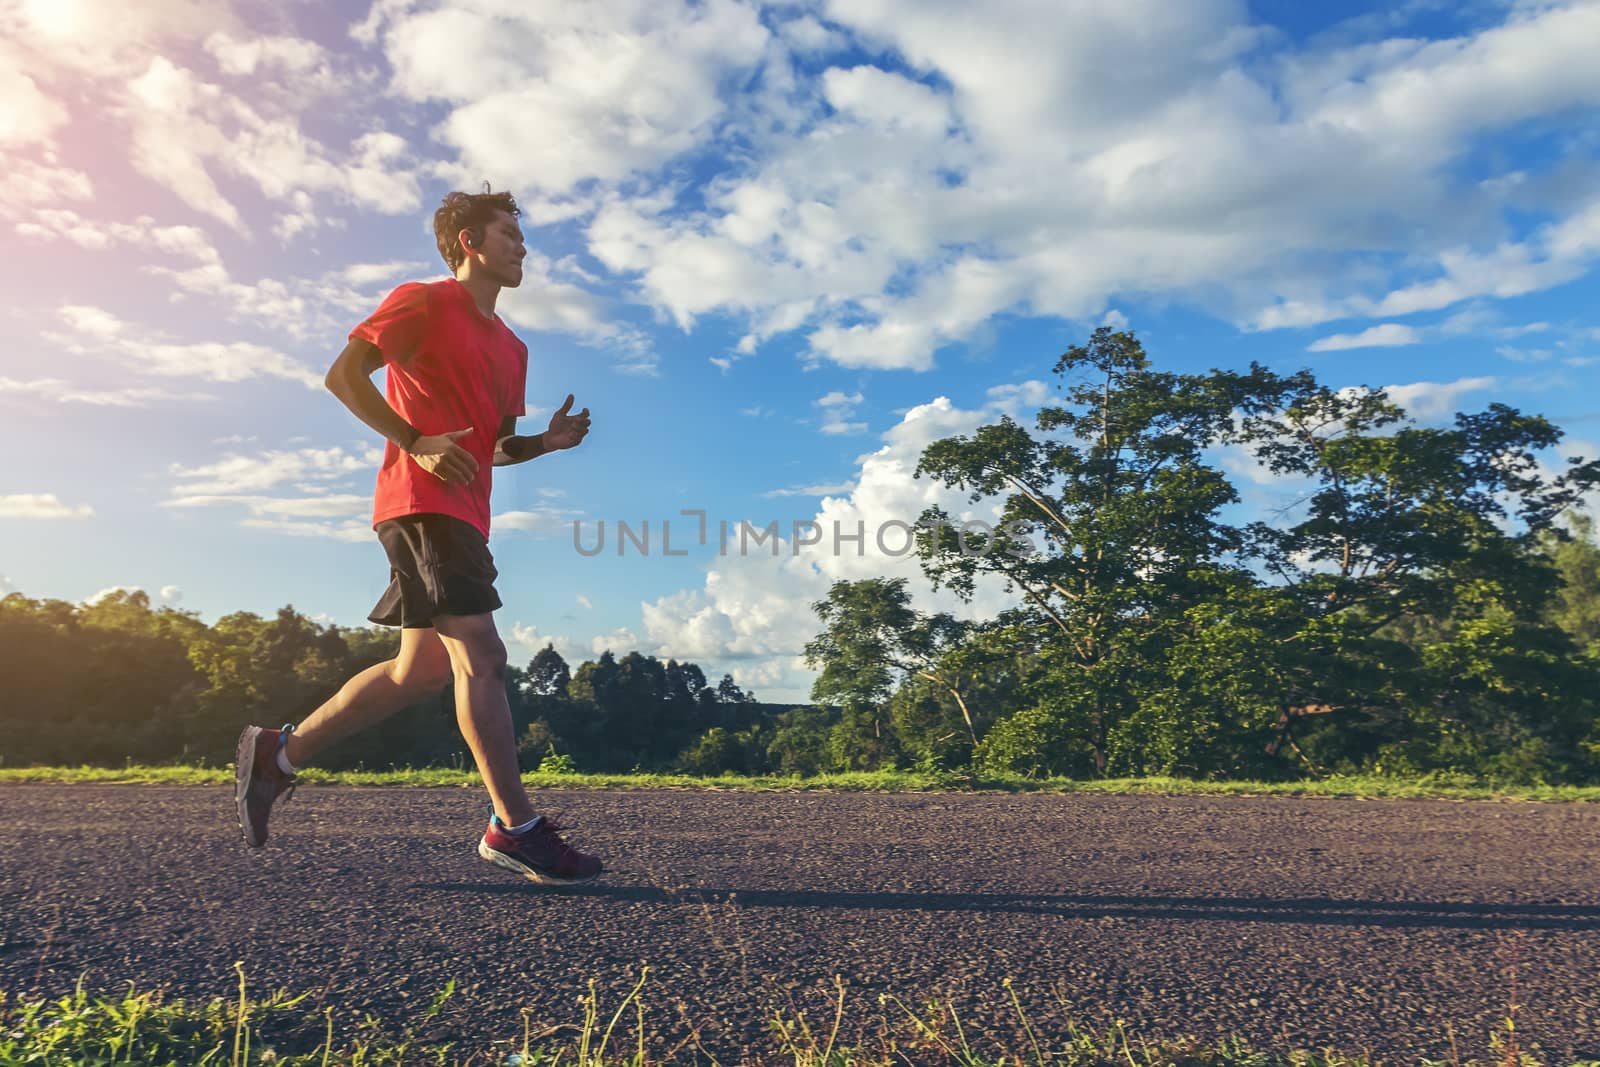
[433,611,536,826]
[283,627,454,767]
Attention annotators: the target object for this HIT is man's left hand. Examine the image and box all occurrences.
[544,393,591,450]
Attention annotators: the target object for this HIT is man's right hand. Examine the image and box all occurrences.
[407,428,479,486]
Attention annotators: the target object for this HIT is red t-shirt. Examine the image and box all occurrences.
[350,279,528,539]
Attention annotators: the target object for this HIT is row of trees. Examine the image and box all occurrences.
[0,591,769,772]
[2,331,1596,782]
[803,330,1600,782]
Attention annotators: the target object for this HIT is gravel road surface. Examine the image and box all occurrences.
[2,784,1597,1063]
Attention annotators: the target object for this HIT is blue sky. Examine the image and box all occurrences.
[1,0,1597,701]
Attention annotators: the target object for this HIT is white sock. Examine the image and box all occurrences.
[276,746,297,777]
[507,815,543,835]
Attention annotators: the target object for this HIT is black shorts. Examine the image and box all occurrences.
[368,513,502,629]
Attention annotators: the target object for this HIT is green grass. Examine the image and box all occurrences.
[2,763,1599,802]
[4,966,1592,1067]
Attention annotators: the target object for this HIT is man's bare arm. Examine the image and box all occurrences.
[326,339,479,487]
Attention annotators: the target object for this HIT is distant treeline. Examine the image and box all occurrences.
[0,589,803,774]
[4,331,1599,783]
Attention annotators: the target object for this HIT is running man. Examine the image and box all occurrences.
[235,186,602,884]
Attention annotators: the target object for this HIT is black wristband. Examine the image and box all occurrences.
[501,433,548,461]
[400,425,421,453]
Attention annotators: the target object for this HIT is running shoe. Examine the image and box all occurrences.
[478,814,603,884]
[235,724,297,848]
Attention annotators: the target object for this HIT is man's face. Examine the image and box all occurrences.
[471,211,525,288]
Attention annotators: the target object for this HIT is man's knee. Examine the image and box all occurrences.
[392,647,453,692]
[459,640,508,682]
[467,643,508,684]
[433,614,507,682]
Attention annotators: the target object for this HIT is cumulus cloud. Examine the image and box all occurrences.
[506,621,580,665]
[638,380,1050,700]
[1382,376,1499,422]
[379,0,770,197]
[566,0,1600,367]
[0,493,94,520]
[120,55,420,231]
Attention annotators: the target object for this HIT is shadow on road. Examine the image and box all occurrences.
[410,883,1600,931]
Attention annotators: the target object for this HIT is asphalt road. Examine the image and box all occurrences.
[2,784,1598,1063]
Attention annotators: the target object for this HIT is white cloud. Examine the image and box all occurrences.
[15,209,219,262]
[1308,323,1424,351]
[1382,376,1498,422]
[561,1,1600,367]
[157,442,389,541]
[203,31,326,79]
[120,55,421,231]
[0,376,214,407]
[638,381,1050,700]
[0,493,94,520]
[0,64,68,147]
[335,260,429,287]
[237,517,373,542]
[12,0,242,81]
[163,487,374,542]
[165,445,380,496]
[576,594,593,610]
[53,304,322,388]
[763,482,856,498]
[816,389,867,434]
[0,574,14,596]
[0,155,93,214]
[491,507,575,536]
[506,622,580,665]
[1496,344,1553,363]
[159,585,183,603]
[381,0,770,197]
[820,419,867,436]
[166,493,370,518]
[590,626,641,656]
[495,253,658,374]
[84,585,142,606]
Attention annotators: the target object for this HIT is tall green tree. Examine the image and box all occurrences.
[1232,384,1600,777]
[804,577,1010,760]
[915,329,1266,775]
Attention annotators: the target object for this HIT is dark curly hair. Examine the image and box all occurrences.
[433,184,520,272]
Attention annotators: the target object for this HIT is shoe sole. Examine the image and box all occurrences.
[235,726,267,848]
[477,839,600,885]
